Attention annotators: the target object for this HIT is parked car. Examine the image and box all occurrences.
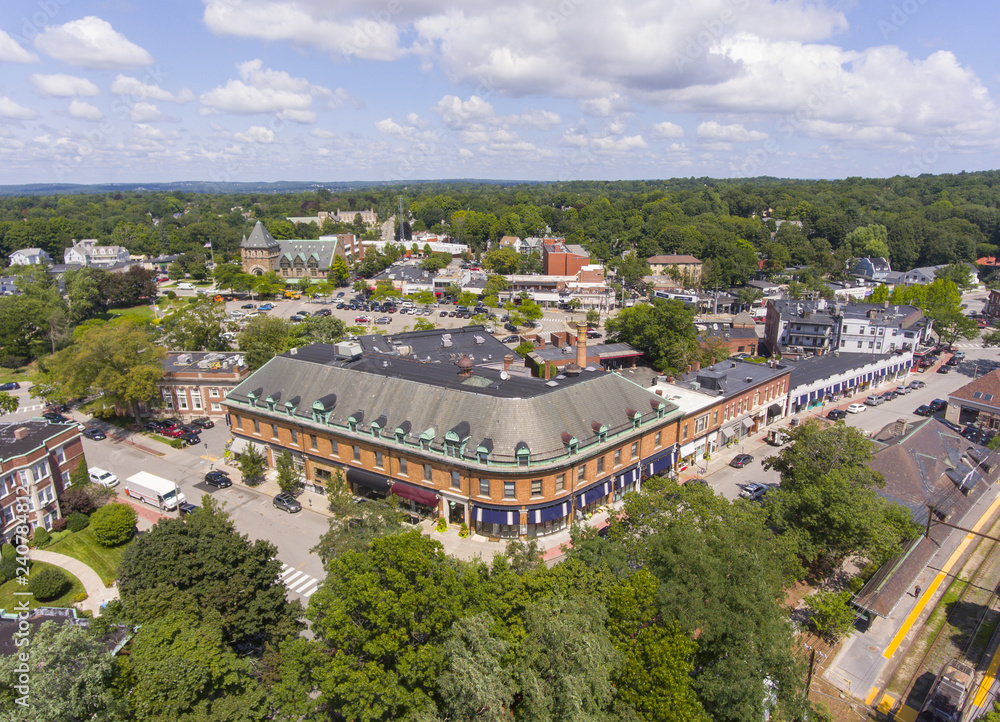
[204,470,232,488]
[941,419,962,432]
[273,492,302,513]
[586,330,601,339]
[500,334,520,343]
[355,315,371,324]
[909,380,925,390]
[258,303,274,311]
[178,501,200,517]
[374,316,392,325]
[827,409,847,420]
[729,454,754,468]
[865,394,884,406]
[0,381,20,391]
[41,412,70,424]
[241,303,255,309]
[914,404,933,416]
[313,308,331,317]
[88,467,119,488]
[739,482,767,501]
[937,365,952,374]
[81,427,106,440]
[929,399,948,413]
[179,432,201,446]
[191,417,215,429]
[846,403,867,414]
[894,385,910,395]
[503,322,518,332]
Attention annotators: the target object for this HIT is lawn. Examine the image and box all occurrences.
[95,304,155,321]
[0,562,85,612]
[0,363,34,385]
[45,527,129,586]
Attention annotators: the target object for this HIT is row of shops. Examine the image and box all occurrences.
[338,446,677,539]
[788,357,913,414]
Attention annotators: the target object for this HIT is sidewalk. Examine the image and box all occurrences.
[30,549,118,617]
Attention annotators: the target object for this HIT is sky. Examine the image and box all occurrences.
[1,0,999,185]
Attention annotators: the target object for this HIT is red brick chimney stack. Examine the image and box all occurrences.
[576,323,587,369]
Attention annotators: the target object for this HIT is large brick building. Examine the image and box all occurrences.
[0,421,83,539]
[542,240,590,276]
[157,352,254,419]
[224,326,683,540]
[240,221,362,279]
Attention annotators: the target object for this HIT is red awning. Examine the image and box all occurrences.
[391,482,439,507]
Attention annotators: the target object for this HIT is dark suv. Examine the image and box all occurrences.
[204,470,232,488]
[928,399,948,413]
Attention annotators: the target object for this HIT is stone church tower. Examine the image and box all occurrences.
[240,221,281,275]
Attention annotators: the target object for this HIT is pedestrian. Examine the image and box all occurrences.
[915,585,922,598]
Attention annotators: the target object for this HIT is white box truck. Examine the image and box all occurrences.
[124,471,186,511]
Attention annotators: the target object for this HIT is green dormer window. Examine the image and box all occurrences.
[515,441,530,467]
[419,427,435,451]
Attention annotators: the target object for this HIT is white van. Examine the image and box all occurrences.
[176,282,195,290]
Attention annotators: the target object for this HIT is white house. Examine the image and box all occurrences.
[8,248,51,266]
[63,239,130,267]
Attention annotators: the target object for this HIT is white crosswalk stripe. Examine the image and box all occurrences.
[279,563,321,600]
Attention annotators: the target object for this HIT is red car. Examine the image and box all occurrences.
[355,315,370,323]
[164,427,188,438]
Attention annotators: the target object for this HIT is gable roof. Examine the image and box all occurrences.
[647,254,702,265]
[949,368,1000,409]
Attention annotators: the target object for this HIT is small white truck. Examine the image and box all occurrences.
[124,471,186,511]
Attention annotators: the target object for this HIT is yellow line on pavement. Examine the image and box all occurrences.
[884,493,1000,659]
[200,454,219,462]
[974,635,1000,706]
[865,687,880,706]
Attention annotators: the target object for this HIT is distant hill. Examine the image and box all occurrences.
[0,179,538,196]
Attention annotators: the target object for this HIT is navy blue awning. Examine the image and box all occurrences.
[577,479,612,507]
[473,505,518,525]
[644,445,676,476]
[615,465,639,489]
[528,500,570,524]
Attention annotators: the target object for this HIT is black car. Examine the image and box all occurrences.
[241,303,256,309]
[161,417,182,429]
[503,322,518,332]
[178,501,200,517]
[144,419,171,431]
[314,308,331,317]
[827,409,847,420]
[500,334,520,343]
[204,470,232,488]
[729,454,754,468]
[0,381,20,391]
[81,427,106,440]
[929,399,948,413]
[273,492,301,513]
[191,417,215,429]
[914,404,933,416]
[178,432,201,446]
[41,413,70,424]
[937,365,952,374]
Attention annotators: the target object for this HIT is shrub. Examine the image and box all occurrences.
[90,503,137,547]
[434,517,447,533]
[805,589,857,641]
[51,518,67,533]
[32,528,51,548]
[69,459,89,487]
[60,487,97,515]
[458,522,469,538]
[1,543,14,561]
[169,439,184,449]
[73,592,88,604]
[28,567,68,601]
[66,512,90,532]
[166,290,176,299]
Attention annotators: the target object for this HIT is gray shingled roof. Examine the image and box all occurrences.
[227,355,679,466]
[241,221,281,250]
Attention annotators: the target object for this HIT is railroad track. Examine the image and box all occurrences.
[884,510,1000,717]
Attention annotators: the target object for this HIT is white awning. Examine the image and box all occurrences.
[679,441,698,456]
[229,436,254,455]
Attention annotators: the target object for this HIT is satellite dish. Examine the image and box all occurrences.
[500,371,509,381]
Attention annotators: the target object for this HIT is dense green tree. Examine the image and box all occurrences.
[275,450,300,495]
[435,613,516,722]
[117,497,302,653]
[0,620,128,721]
[846,223,890,258]
[163,297,228,351]
[237,442,266,486]
[328,254,350,286]
[313,477,409,563]
[89,502,137,547]
[291,315,347,346]
[605,299,699,372]
[123,610,268,721]
[482,247,521,275]
[238,315,290,370]
[34,317,165,421]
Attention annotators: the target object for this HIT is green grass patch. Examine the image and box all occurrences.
[0,562,85,611]
[0,363,34,385]
[46,527,129,586]
[95,304,155,321]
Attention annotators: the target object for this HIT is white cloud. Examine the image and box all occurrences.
[651,121,684,139]
[514,109,561,130]
[200,60,335,118]
[696,121,768,142]
[30,74,100,98]
[203,0,405,61]
[0,97,38,120]
[434,95,495,129]
[68,100,103,121]
[310,128,336,139]
[581,94,630,118]
[0,29,39,63]
[111,75,195,103]
[34,16,154,69]
[591,134,648,152]
[375,116,439,145]
[234,125,277,143]
[130,102,162,122]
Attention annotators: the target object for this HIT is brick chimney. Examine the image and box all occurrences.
[503,354,514,372]
[576,322,587,369]
[13,427,28,440]
[692,360,701,371]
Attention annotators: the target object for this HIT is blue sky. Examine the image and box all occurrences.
[0,0,998,184]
